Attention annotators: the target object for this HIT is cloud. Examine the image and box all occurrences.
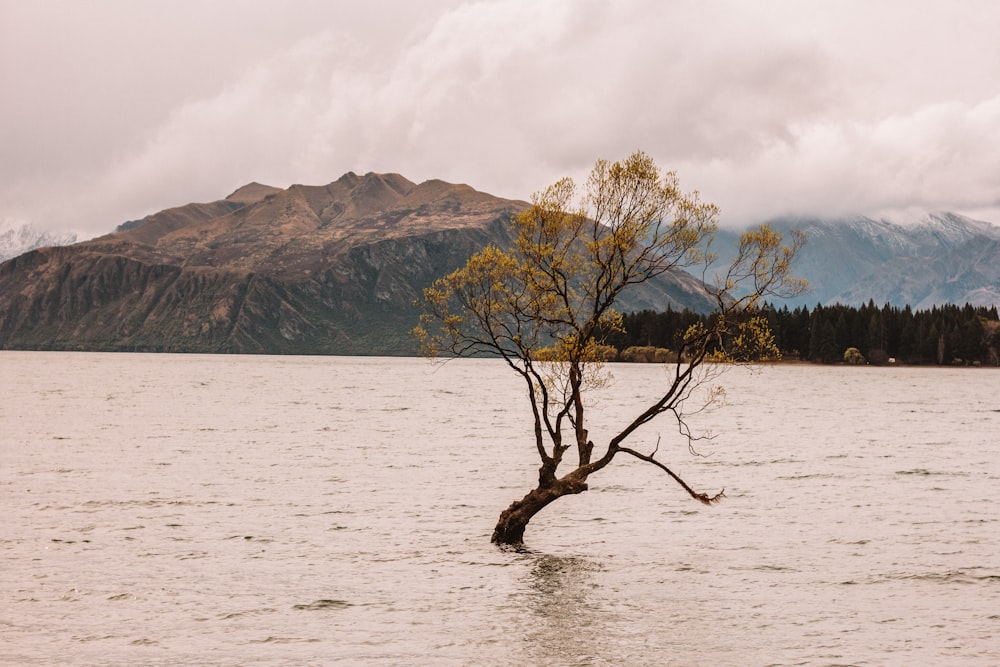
[687,95,1000,222]
[2,0,1000,237]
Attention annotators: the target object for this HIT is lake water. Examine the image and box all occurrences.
[1,352,998,666]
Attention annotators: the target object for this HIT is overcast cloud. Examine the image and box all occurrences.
[2,0,1000,238]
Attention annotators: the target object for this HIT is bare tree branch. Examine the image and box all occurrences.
[617,445,725,506]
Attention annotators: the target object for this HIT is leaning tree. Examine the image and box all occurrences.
[414,151,805,545]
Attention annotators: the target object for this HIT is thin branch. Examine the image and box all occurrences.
[617,446,725,506]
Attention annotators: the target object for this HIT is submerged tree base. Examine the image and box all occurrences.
[491,458,725,545]
[491,476,589,545]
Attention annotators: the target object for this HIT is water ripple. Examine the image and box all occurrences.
[2,353,998,666]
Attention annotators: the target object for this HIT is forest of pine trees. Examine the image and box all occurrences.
[603,301,1000,366]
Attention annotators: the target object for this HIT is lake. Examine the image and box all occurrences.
[1,352,998,666]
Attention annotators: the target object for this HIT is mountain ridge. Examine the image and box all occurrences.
[712,212,1000,309]
[0,222,78,263]
[3,177,998,354]
[0,173,718,354]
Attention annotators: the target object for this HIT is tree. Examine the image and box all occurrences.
[808,307,838,363]
[844,347,865,365]
[414,152,806,545]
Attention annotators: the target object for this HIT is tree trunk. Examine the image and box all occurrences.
[491,474,589,545]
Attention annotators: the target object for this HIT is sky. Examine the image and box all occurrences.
[3,0,1000,239]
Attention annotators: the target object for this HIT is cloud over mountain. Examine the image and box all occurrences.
[2,0,999,238]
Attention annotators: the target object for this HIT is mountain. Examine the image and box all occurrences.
[0,173,717,354]
[0,221,77,263]
[711,212,1000,309]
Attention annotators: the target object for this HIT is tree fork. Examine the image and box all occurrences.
[491,475,589,545]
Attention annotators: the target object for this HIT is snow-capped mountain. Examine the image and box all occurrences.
[0,221,77,263]
[711,212,1000,309]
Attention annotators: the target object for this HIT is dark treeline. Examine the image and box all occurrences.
[604,301,1000,366]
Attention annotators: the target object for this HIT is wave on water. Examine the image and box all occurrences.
[292,599,353,611]
[841,569,1000,586]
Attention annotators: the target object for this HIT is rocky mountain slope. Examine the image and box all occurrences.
[713,212,1000,309]
[0,173,717,354]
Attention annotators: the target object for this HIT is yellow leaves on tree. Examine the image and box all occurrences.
[413,150,806,545]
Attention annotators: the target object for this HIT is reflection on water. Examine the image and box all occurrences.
[520,553,610,666]
[1,353,998,666]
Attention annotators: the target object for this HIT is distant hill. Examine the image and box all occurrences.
[711,212,1000,309]
[5,180,996,355]
[0,173,718,354]
[0,222,77,263]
